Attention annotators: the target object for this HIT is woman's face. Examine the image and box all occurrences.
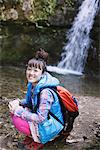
[26,66,43,84]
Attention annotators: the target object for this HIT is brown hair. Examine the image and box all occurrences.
[27,48,48,72]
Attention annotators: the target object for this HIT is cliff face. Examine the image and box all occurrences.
[0,0,78,27]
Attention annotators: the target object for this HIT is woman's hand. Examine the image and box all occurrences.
[8,99,20,113]
[14,106,25,117]
[21,108,32,121]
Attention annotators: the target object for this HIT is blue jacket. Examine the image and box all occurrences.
[22,72,64,124]
[21,72,64,143]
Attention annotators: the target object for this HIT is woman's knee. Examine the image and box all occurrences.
[11,115,31,136]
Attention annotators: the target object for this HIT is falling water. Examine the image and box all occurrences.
[57,0,99,74]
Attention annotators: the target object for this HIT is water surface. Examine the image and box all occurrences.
[0,66,100,99]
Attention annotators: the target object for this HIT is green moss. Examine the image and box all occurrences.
[0,0,76,22]
[29,0,57,22]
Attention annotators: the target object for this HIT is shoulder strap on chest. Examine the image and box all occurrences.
[36,87,64,126]
[36,87,56,111]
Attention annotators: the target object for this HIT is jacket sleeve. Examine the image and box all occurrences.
[21,89,54,123]
[20,82,32,105]
[20,99,27,105]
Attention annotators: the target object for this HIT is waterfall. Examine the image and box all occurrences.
[57,0,99,74]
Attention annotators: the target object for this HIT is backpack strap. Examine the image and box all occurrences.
[49,111,63,125]
[36,87,64,126]
[49,87,67,124]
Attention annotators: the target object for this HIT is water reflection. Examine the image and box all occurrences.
[0,66,100,99]
[54,73,100,96]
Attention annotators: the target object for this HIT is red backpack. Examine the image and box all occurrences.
[46,85,79,133]
[56,86,78,112]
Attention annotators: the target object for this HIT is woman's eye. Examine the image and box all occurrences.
[27,67,31,71]
[34,69,38,72]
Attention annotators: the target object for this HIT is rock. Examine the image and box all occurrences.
[10,8,18,20]
[0,97,16,105]
[66,138,83,143]
[0,122,3,129]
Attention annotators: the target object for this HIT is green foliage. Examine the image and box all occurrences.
[0,0,75,22]
[30,0,57,21]
[0,0,19,5]
[65,0,75,7]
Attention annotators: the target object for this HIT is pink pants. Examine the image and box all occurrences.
[11,113,31,136]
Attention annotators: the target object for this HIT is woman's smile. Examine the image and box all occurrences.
[26,67,43,83]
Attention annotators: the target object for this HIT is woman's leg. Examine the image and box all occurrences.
[11,114,31,136]
[10,114,44,149]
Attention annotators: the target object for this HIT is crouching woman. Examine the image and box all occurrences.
[9,49,64,149]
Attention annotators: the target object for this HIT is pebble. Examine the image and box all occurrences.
[66,138,83,143]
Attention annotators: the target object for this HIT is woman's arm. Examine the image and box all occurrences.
[21,89,54,123]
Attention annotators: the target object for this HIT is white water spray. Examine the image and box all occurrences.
[57,0,99,74]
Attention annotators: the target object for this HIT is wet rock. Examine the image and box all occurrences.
[82,136,88,141]
[66,138,84,144]
[95,131,100,139]
[93,122,100,139]
[9,8,18,20]
[22,0,32,13]
[0,122,3,129]
[0,97,17,105]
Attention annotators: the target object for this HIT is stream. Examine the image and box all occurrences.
[0,66,100,99]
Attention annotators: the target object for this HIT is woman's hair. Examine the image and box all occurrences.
[27,48,48,72]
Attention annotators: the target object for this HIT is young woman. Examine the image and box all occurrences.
[9,49,64,150]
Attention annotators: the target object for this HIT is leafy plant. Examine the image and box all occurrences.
[30,0,57,21]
